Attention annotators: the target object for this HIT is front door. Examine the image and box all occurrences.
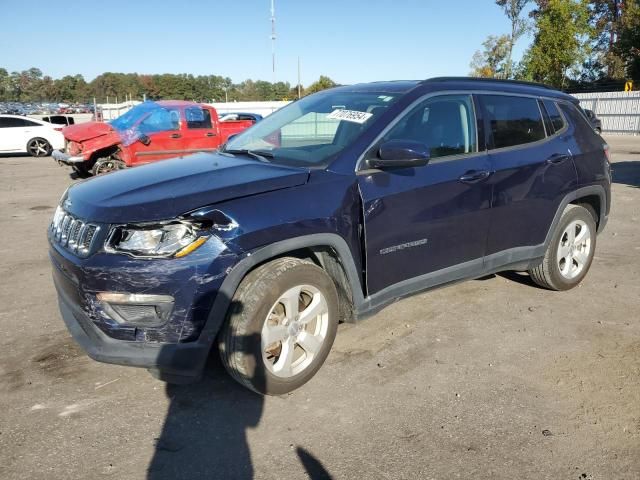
[358,94,493,296]
[128,106,184,165]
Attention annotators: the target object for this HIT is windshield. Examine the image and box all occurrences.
[110,101,181,146]
[224,90,399,167]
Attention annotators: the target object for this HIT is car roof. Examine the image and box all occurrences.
[422,77,577,102]
[333,80,422,94]
[330,77,576,103]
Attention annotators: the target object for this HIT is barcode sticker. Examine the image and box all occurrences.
[327,109,373,124]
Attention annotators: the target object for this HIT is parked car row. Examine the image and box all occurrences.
[0,102,94,116]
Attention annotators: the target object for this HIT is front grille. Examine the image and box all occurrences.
[50,207,100,257]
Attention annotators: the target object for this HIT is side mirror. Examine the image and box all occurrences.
[138,134,151,146]
[368,140,430,169]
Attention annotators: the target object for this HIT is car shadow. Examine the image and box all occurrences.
[0,153,32,158]
[497,270,546,289]
[611,160,640,188]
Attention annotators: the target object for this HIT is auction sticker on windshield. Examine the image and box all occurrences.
[327,109,373,124]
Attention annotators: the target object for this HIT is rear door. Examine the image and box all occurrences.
[481,94,577,259]
[358,93,493,295]
[181,106,219,153]
[0,117,28,151]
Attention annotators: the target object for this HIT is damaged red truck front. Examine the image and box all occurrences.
[52,100,254,176]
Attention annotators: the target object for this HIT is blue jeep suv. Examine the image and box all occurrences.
[49,78,611,394]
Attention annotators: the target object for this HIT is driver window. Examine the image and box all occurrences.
[384,95,477,159]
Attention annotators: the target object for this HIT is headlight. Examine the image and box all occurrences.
[105,221,209,258]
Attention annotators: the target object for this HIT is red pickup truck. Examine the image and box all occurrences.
[52,100,254,176]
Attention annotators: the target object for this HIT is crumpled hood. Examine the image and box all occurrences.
[64,152,310,223]
[63,121,116,142]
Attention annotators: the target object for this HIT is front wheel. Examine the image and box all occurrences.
[91,157,127,176]
[219,257,339,395]
[529,204,597,290]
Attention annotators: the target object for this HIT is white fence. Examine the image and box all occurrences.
[572,91,640,135]
[208,101,291,117]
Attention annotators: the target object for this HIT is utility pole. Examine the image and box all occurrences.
[270,0,276,84]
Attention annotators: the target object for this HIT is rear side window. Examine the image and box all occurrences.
[186,107,212,129]
[482,95,545,149]
[558,102,594,133]
[542,100,565,133]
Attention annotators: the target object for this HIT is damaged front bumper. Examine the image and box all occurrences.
[49,232,240,381]
[52,149,85,165]
[56,285,210,381]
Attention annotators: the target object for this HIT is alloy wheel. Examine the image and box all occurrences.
[261,284,330,378]
[556,219,592,280]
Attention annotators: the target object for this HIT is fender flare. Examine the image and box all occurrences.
[196,233,365,347]
[543,185,608,249]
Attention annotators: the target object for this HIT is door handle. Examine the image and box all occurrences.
[205,132,216,137]
[459,170,491,184]
[546,153,570,165]
[170,133,181,139]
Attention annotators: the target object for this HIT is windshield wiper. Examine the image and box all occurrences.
[223,148,274,163]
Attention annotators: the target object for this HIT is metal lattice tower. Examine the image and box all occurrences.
[270,0,276,83]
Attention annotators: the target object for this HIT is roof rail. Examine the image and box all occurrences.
[423,77,554,90]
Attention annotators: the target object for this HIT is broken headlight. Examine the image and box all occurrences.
[105,221,208,258]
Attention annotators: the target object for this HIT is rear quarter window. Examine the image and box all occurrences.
[0,117,27,128]
[481,95,546,149]
[542,100,565,133]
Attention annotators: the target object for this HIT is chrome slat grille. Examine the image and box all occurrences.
[49,207,99,257]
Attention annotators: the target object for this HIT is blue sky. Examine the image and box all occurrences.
[1,0,533,85]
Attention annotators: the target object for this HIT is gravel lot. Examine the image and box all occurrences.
[1,137,639,480]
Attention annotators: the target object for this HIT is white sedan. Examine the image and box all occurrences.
[0,115,65,157]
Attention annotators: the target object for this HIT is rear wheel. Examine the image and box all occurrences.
[219,257,339,395]
[529,204,597,290]
[26,138,52,157]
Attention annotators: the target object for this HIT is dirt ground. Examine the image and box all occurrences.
[0,137,638,480]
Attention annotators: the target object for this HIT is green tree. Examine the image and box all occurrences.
[520,0,592,87]
[496,0,532,78]
[306,76,337,95]
[0,68,10,101]
[590,0,625,78]
[470,35,511,78]
[616,0,640,82]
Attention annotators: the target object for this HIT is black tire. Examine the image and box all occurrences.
[218,257,339,395]
[91,157,127,176]
[26,137,52,157]
[529,204,597,291]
